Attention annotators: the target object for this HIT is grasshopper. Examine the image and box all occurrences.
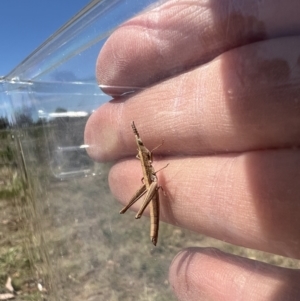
[119,121,168,246]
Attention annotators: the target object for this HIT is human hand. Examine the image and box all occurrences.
[85,0,300,300]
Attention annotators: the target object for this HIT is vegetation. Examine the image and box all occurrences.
[1,113,300,301]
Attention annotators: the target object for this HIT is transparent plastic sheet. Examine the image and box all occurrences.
[1,0,300,300]
[1,1,182,300]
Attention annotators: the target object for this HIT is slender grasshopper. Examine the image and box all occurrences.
[119,121,168,246]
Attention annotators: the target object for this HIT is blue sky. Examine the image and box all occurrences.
[0,0,156,123]
[0,0,91,76]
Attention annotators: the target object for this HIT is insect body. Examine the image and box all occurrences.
[120,121,167,246]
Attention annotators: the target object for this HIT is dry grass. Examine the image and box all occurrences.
[1,134,300,301]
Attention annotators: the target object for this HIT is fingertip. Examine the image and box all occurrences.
[96,27,150,95]
[108,160,142,207]
[84,108,120,162]
[169,247,300,301]
[169,247,216,301]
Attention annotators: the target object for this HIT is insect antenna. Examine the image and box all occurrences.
[131,121,140,137]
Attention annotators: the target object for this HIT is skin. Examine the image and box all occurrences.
[84,0,300,300]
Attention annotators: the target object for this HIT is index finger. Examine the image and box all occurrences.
[97,0,300,95]
[109,150,300,259]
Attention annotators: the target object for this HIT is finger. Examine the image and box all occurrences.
[86,36,300,162]
[97,0,300,95]
[110,149,300,258]
[169,248,300,301]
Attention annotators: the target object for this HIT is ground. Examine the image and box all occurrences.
[1,130,300,301]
